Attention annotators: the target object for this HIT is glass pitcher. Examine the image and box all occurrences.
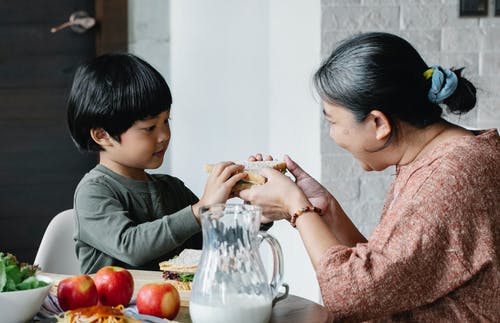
[189,203,288,323]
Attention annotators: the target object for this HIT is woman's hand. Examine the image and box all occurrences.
[192,162,246,220]
[238,166,310,222]
[286,154,367,246]
[249,153,336,216]
[284,155,336,216]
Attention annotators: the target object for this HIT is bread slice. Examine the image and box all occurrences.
[159,249,201,272]
[159,249,202,291]
[203,160,287,192]
[164,280,193,291]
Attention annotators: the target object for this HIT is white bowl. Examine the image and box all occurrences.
[0,275,53,323]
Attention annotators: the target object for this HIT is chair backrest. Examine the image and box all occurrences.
[34,209,80,275]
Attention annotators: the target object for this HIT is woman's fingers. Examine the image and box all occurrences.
[284,154,308,181]
[248,153,274,162]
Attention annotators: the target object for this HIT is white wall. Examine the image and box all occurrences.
[169,1,269,188]
[169,1,322,302]
[128,0,171,175]
[267,0,322,303]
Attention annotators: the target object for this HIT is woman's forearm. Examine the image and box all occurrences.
[325,199,367,247]
[294,211,340,269]
[286,195,366,268]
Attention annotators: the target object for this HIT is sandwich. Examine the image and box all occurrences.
[159,249,202,291]
[203,160,288,192]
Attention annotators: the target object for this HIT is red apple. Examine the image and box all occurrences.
[93,266,134,307]
[136,283,180,319]
[57,274,98,311]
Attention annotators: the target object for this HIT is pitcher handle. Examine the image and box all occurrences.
[257,231,286,303]
[272,283,289,306]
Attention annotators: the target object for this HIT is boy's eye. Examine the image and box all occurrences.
[144,125,156,132]
[324,118,335,125]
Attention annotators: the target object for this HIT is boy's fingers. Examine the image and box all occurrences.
[210,161,234,176]
[220,164,245,180]
[226,172,247,186]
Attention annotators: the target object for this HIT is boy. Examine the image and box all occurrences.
[67,53,246,274]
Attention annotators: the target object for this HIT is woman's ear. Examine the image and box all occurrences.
[369,110,392,142]
[90,128,113,148]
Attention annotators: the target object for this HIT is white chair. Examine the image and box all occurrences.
[34,209,81,275]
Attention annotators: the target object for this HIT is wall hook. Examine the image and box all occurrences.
[51,11,96,34]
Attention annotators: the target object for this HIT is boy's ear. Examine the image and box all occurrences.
[368,110,392,142]
[90,128,113,147]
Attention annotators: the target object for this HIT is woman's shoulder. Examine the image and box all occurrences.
[396,129,499,201]
[439,129,499,173]
[412,128,499,177]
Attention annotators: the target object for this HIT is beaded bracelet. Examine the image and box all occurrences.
[289,206,322,227]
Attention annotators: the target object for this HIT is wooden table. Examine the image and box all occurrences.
[270,295,332,323]
[39,270,332,323]
[171,294,331,323]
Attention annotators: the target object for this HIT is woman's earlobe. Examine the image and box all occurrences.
[371,110,392,141]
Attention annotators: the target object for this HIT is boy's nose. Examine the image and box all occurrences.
[159,127,170,142]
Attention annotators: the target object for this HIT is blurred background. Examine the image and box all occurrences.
[1,0,499,303]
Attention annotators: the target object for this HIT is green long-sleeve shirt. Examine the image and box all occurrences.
[73,164,202,274]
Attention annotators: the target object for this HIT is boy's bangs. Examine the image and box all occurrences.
[104,62,172,135]
[123,74,171,120]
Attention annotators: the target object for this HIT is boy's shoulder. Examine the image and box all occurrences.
[75,165,118,195]
[76,165,189,192]
[148,173,190,189]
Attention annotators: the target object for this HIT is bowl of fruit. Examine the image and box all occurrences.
[0,252,53,323]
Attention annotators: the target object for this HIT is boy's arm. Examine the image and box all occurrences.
[74,181,200,268]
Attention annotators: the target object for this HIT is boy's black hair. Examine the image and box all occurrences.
[314,32,477,131]
[67,53,172,152]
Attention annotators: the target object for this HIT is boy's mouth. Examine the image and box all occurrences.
[153,148,166,157]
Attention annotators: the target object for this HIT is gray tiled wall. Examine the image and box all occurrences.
[320,0,500,237]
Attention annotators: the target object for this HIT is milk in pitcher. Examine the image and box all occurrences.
[190,294,272,323]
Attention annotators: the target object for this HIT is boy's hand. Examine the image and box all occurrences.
[192,162,247,220]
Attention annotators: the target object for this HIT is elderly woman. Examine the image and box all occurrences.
[240,32,499,321]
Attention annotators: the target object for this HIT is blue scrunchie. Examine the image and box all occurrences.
[424,66,458,104]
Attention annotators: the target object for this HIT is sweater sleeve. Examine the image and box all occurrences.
[316,161,495,321]
[74,180,200,267]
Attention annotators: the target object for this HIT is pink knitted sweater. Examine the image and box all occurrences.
[317,129,500,322]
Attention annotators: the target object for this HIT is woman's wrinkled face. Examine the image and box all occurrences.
[322,101,388,171]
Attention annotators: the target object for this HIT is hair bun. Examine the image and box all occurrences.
[443,68,477,114]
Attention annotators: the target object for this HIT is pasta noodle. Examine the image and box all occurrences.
[54,305,141,323]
